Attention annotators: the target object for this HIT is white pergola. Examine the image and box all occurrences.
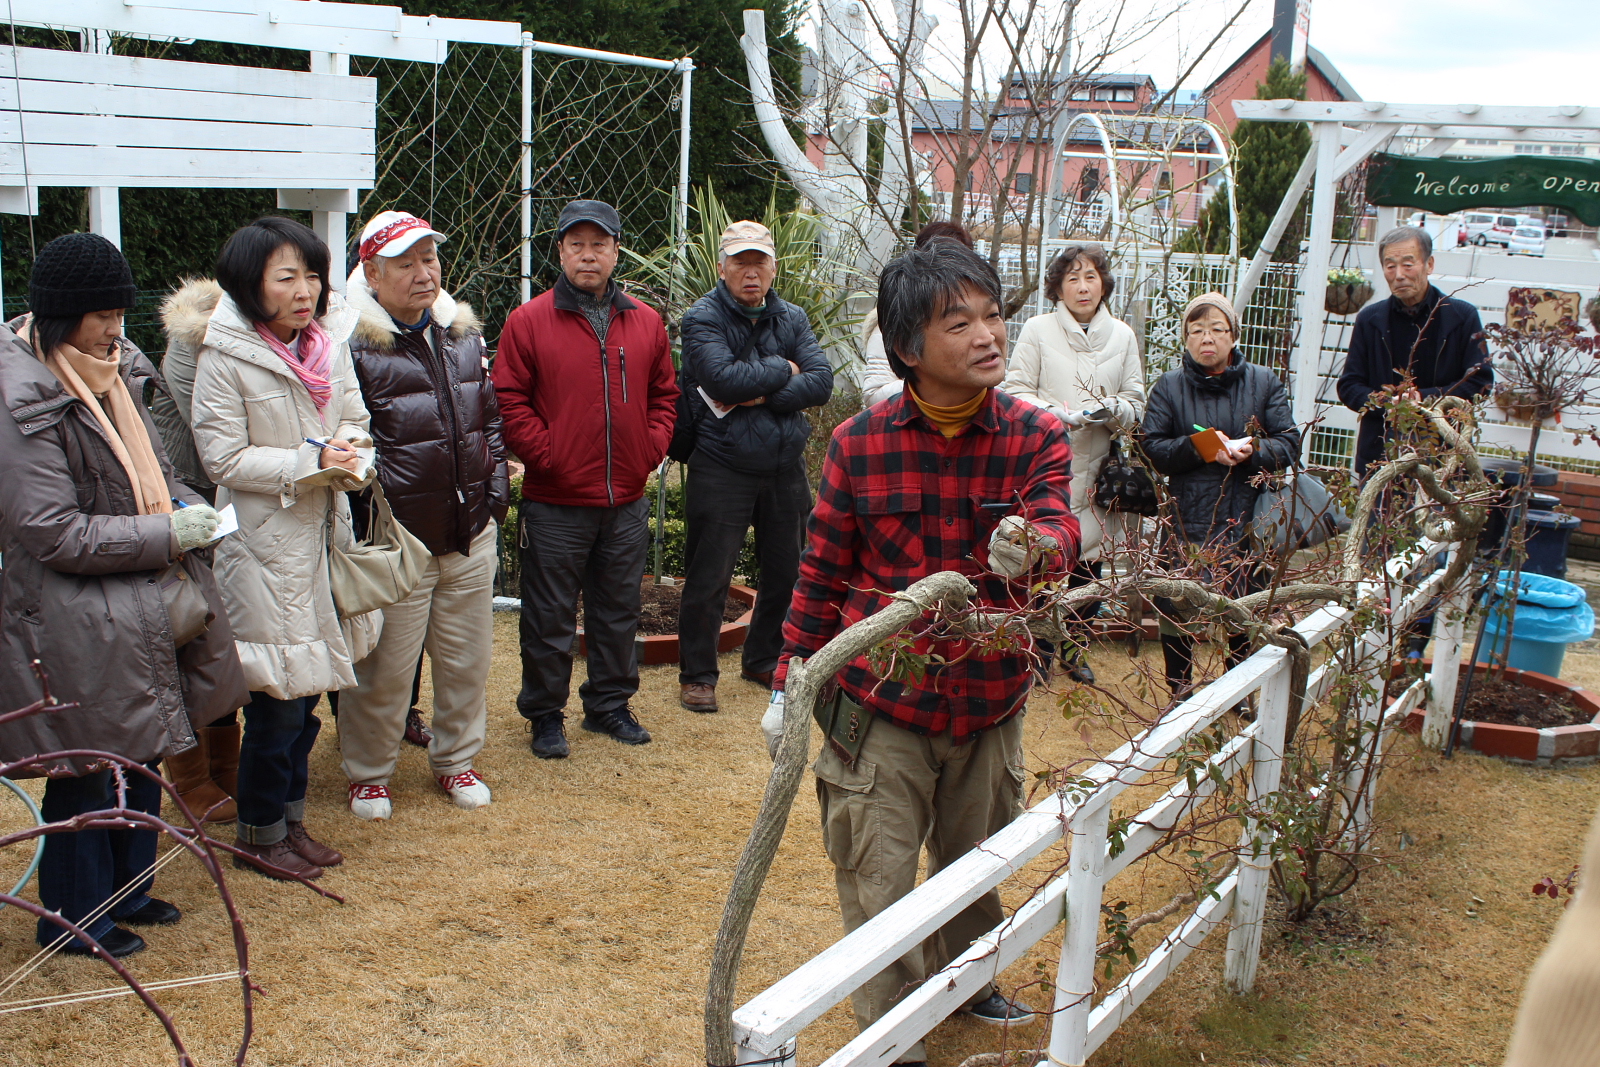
[1229,101,1600,458]
[1,0,520,296]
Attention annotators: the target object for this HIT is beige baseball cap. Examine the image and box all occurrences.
[719,220,776,258]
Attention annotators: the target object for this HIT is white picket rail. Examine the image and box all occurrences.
[730,541,1468,1067]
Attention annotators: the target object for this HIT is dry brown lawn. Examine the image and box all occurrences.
[0,615,1595,1067]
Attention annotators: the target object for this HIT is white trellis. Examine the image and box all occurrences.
[728,538,1467,1067]
[1230,100,1600,466]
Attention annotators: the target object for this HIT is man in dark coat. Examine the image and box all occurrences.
[492,200,679,759]
[1337,225,1492,477]
[675,221,834,712]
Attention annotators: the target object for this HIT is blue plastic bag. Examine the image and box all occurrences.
[1485,571,1595,644]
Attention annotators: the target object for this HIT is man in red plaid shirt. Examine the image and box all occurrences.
[766,240,1079,1060]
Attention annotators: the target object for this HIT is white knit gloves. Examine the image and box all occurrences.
[762,691,786,759]
[988,515,1058,579]
[171,505,221,551]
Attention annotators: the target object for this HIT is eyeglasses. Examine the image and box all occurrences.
[1185,325,1232,339]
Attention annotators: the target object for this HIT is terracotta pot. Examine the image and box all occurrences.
[576,581,757,666]
[1325,282,1373,317]
[1395,659,1600,766]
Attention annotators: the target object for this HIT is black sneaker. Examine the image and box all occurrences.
[529,715,569,759]
[120,898,182,926]
[964,991,1036,1025]
[582,706,652,745]
[57,926,146,959]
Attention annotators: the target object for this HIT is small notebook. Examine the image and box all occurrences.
[294,446,376,488]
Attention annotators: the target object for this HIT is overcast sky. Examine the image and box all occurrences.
[838,0,1599,109]
[1133,0,1600,108]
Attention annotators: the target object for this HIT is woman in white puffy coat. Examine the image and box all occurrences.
[188,217,376,880]
[1002,245,1145,682]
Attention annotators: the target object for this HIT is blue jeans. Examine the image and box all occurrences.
[36,765,162,948]
[236,692,321,845]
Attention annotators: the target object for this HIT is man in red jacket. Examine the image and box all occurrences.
[492,200,678,759]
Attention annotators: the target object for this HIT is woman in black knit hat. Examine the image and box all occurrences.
[0,233,247,959]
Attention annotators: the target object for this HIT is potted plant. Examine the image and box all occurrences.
[1444,314,1600,754]
[1325,266,1372,316]
[1493,382,1541,422]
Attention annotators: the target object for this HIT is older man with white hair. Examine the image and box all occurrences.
[675,221,834,713]
[338,210,510,819]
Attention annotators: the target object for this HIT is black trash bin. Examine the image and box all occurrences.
[1523,510,1583,579]
[1478,456,1559,487]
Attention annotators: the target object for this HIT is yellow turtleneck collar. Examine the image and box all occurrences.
[909,384,988,438]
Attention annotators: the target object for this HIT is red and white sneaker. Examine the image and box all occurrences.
[437,768,491,810]
[348,783,392,821]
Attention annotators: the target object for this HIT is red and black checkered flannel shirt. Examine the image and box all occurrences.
[773,388,1079,743]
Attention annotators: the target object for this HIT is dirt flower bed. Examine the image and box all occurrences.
[1461,673,1590,728]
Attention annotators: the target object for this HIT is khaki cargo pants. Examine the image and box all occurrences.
[814,709,1026,1063]
[339,524,497,784]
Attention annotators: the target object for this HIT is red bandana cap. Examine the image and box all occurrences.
[358,211,448,263]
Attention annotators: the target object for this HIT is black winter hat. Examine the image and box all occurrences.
[29,232,137,318]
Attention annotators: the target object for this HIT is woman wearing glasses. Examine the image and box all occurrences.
[1140,293,1299,702]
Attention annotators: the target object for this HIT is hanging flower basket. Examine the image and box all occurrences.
[1325,282,1373,316]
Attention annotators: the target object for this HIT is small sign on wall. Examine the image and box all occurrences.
[1507,287,1584,330]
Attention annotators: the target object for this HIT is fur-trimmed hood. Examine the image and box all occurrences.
[159,276,358,356]
[160,277,224,350]
[345,265,480,351]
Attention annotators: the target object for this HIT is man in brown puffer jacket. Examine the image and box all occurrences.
[337,211,510,821]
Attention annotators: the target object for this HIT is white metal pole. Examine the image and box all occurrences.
[674,59,694,301]
[521,31,534,305]
[1289,121,1340,451]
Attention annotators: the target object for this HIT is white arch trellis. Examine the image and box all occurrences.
[1231,100,1600,463]
[1046,110,1239,263]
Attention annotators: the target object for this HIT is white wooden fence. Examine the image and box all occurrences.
[730,540,1468,1067]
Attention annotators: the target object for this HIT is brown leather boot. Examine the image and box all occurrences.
[164,736,236,824]
[233,837,323,880]
[206,722,241,799]
[679,682,718,713]
[286,822,343,867]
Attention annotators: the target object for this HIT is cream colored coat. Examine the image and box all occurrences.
[182,284,379,700]
[1003,302,1145,560]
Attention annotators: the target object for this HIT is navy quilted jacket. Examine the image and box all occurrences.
[679,282,833,474]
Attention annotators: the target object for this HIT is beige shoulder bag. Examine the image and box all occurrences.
[327,480,430,619]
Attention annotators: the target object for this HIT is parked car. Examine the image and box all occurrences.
[1464,212,1518,247]
[1508,226,1547,257]
[1545,213,1570,238]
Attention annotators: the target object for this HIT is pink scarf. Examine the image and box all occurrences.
[253,319,333,411]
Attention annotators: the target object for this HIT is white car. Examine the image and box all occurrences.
[1464,212,1519,247]
[1508,226,1546,257]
